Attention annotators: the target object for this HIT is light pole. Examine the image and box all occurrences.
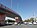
[32,8,35,22]
[11,0,12,9]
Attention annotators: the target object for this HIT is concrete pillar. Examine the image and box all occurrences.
[0,13,6,25]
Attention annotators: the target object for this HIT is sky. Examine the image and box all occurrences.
[0,0,37,20]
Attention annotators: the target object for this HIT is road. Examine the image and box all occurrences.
[0,24,37,28]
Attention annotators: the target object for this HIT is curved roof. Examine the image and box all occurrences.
[0,4,19,16]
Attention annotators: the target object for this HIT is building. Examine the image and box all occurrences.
[0,4,22,25]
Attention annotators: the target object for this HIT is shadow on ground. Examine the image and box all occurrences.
[0,24,12,27]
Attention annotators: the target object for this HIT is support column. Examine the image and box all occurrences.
[0,13,6,25]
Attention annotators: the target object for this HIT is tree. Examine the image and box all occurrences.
[24,20,28,22]
[30,18,34,24]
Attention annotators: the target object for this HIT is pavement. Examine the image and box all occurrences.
[0,24,37,28]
